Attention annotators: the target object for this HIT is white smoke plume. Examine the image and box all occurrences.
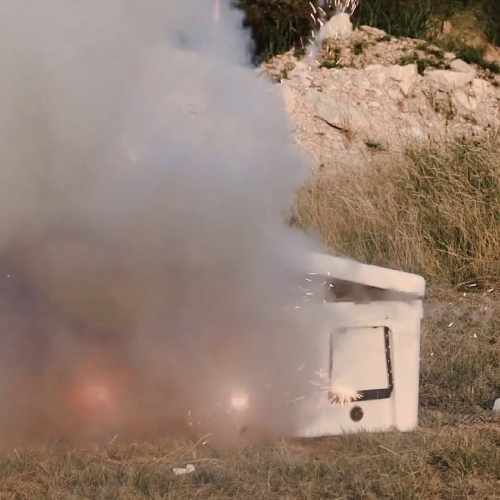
[0,0,329,447]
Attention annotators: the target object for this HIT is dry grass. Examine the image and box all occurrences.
[1,287,499,499]
[4,133,500,498]
[294,132,500,286]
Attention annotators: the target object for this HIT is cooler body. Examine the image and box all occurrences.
[294,254,425,438]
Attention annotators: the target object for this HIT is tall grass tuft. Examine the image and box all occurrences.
[352,0,437,40]
[477,0,500,46]
[233,0,316,63]
[235,1,500,62]
[294,133,500,285]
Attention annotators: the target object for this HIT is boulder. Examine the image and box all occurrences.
[319,13,353,41]
[399,79,415,97]
[307,89,371,133]
[452,89,477,112]
[365,65,386,86]
[450,59,475,74]
[387,64,418,82]
[471,78,490,96]
[425,69,474,92]
[387,64,418,97]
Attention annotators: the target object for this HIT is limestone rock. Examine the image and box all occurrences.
[450,59,475,74]
[387,64,418,96]
[452,90,477,111]
[319,13,353,41]
[399,79,414,97]
[425,70,475,92]
[388,64,418,82]
[471,78,490,97]
[308,89,371,133]
[289,61,311,87]
[365,65,386,86]
[365,64,384,72]
[387,87,403,101]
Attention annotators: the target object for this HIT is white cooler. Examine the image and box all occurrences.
[296,252,425,438]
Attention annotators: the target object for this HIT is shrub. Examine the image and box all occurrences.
[351,0,437,39]
[438,38,500,74]
[477,0,500,46]
[233,0,316,62]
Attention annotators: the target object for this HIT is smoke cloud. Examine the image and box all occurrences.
[0,0,328,447]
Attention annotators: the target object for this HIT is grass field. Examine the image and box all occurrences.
[1,289,499,498]
[3,126,500,499]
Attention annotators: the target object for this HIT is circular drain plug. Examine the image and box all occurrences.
[350,406,364,422]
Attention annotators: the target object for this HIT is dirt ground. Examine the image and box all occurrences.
[0,286,498,499]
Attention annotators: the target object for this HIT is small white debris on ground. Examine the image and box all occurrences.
[173,464,196,476]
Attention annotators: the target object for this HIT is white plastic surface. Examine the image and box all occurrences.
[307,252,426,297]
[295,253,425,438]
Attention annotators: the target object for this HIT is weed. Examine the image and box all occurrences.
[455,42,486,64]
[480,60,500,74]
[293,45,307,59]
[398,51,444,75]
[453,44,500,74]
[426,46,445,59]
[319,45,343,69]
[365,139,385,151]
[431,93,457,120]
[319,59,343,69]
[353,41,365,55]
[464,114,478,125]
[416,42,444,59]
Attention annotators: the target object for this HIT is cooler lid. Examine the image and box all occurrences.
[307,252,425,297]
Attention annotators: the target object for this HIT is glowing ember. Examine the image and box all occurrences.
[81,383,113,407]
[68,351,133,418]
[230,392,249,412]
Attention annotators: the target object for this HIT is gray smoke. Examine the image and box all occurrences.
[0,0,328,447]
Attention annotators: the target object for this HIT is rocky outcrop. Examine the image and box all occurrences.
[261,24,500,174]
